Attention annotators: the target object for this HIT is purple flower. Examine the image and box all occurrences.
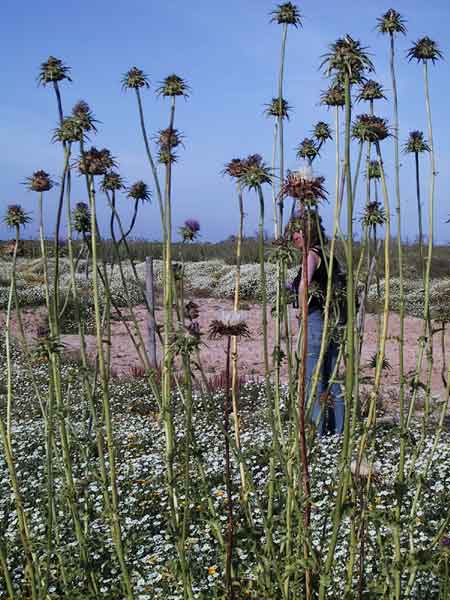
[442,536,450,549]
[179,219,200,242]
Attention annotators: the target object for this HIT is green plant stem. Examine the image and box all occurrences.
[414,151,424,263]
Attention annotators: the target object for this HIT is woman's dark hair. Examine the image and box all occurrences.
[285,209,327,247]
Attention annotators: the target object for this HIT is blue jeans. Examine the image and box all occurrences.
[296,310,345,436]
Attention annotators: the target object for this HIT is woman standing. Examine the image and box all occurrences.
[288,211,345,435]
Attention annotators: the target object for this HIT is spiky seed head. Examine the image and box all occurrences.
[367,160,382,180]
[368,352,391,370]
[264,97,292,120]
[38,56,72,85]
[352,114,390,143]
[158,150,178,165]
[101,171,125,192]
[208,311,251,339]
[296,138,319,162]
[237,154,272,190]
[270,2,302,27]
[127,181,151,202]
[361,201,386,228]
[320,83,345,107]
[122,67,150,90]
[313,121,333,143]
[157,127,184,150]
[72,202,91,234]
[179,219,200,242]
[223,158,247,179]
[72,100,98,133]
[282,170,327,207]
[53,116,84,143]
[3,205,31,229]
[156,74,190,98]
[78,147,116,176]
[403,130,431,154]
[321,35,374,82]
[357,80,386,103]
[407,37,443,63]
[25,170,54,193]
[377,9,407,35]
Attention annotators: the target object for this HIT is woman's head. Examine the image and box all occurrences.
[286,210,327,250]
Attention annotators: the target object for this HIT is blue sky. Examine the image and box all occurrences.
[0,0,449,243]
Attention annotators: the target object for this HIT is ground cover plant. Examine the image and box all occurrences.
[1,4,450,599]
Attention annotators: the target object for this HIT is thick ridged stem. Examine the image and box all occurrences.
[224,336,236,600]
[278,23,288,232]
[414,152,424,262]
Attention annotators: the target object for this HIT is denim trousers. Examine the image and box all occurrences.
[296,309,345,436]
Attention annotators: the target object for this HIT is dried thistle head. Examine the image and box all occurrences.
[170,325,202,356]
[282,170,327,206]
[320,83,345,108]
[72,100,98,133]
[127,181,151,202]
[3,205,31,229]
[403,130,431,154]
[268,237,297,266]
[53,116,84,143]
[122,67,150,90]
[72,202,91,234]
[238,154,272,190]
[38,56,72,85]
[296,138,319,162]
[25,170,55,193]
[361,201,386,228]
[407,37,443,63]
[156,74,190,98]
[377,9,407,35]
[357,80,386,103]
[78,147,116,176]
[223,158,247,179]
[179,219,200,242]
[321,35,374,82]
[352,114,390,143]
[264,97,292,120]
[156,127,184,150]
[100,171,125,192]
[270,2,302,27]
[367,160,382,180]
[158,149,178,165]
[208,311,251,339]
[368,352,392,371]
[312,121,333,144]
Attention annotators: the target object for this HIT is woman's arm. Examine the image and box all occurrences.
[298,249,320,310]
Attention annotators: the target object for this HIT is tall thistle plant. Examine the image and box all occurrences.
[403,130,430,261]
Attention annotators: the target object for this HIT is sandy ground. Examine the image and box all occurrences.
[2,298,449,398]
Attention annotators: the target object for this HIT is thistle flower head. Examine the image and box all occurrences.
[361,201,386,228]
[223,158,247,179]
[179,219,200,242]
[157,74,190,98]
[321,35,374,82]
[282,170,327,207]
[122,67,150,90]
[367,160,382,180]
[38,56,72,85]
[127,181,151,202]
[407,37,443,63]
[403,130,431,154]
[78,147,116,176]
[312,121,333,144]
[3,205,31,229]
[296,138,319,162]
[72,202,91,234]
[53,116,85,143]
[377,9,407,35]
[264,97,292,120]
[100,171,125,192]
[25,170,55,193]
[72,100,98,133]
[352,114,390,143]
[270,2,302,27]
[158,150,178,165]
[237,154,272,190]
[441,537,450,549]
[320,83,345,107]
[208,311,251,339]
[156,127,184,150]
[357,79,386,103]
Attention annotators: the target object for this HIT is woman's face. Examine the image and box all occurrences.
[292,230,304,250]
